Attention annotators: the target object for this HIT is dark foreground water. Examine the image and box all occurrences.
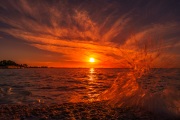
[0,68,179,104]
[0,68,180,119]
[0,68,127,104]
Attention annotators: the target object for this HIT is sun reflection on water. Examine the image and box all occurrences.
[89,68,94,81]
[89,68,94,74]
[86,68,99,101]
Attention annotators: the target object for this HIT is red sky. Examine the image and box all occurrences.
[0,0,180,68]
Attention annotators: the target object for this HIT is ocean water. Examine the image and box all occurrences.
[0,68,126,104]
[0,68,180,118]
[98,68,180,118]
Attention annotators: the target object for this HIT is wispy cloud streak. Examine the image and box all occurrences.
[0,0,179,67]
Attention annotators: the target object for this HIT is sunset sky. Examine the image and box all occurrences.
[0,0,179,68]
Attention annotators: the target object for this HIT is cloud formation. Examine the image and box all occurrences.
[0,0,179,67]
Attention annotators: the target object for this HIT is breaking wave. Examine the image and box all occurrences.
[98,41,180,119]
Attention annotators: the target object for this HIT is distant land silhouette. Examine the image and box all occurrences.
[0,60,48,69]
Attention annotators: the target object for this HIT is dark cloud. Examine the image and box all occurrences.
[1,0,179,42]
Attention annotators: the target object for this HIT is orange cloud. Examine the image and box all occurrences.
[0,0,179,68]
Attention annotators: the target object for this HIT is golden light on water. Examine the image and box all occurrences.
[89,58,95,63]
[89,68,94,74]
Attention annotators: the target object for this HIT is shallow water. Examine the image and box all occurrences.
[0,68,127,104]
[0,68,180,118]
[0,68,179,105]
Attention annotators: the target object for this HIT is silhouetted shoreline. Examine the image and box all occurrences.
[0,60,48,69]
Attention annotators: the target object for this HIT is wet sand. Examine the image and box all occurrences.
[0,101,157,120]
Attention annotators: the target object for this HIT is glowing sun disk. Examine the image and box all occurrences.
[89,58,95,63]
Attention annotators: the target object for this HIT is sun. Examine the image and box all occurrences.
[89,58,95,63]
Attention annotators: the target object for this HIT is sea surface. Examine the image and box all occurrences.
[0,68,125,104]
[0,68,179,105]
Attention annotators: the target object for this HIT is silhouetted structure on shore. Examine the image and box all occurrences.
[0,60,47,69]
